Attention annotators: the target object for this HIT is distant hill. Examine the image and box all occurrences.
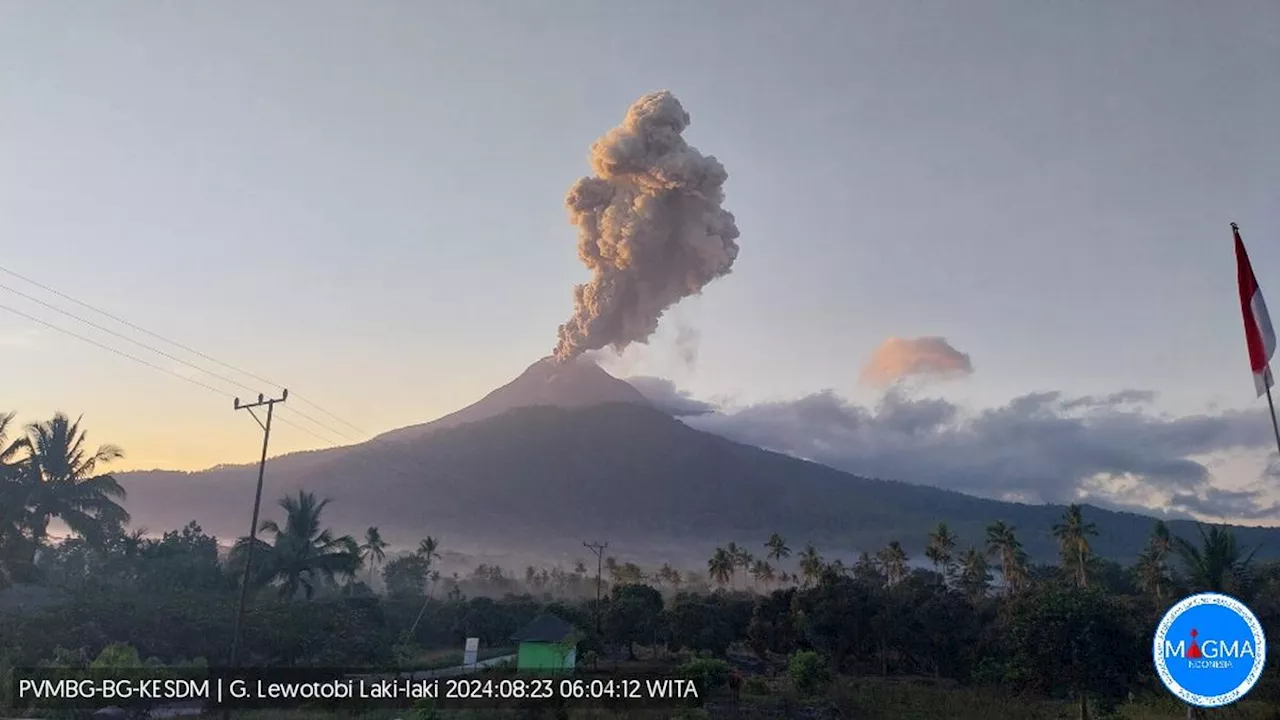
[118,397,1280,570]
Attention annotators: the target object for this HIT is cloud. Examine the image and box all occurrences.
[625,376,718,417]
[669,384,1280,523]
[860,336,974,387]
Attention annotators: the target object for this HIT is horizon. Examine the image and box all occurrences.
[2,1,1279,527]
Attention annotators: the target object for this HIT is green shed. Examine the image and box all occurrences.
[511,613,580,673]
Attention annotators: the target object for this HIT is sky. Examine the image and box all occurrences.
[1,2,1278,521]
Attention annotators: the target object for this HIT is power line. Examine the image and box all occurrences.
[0,301,230,396]
[0,263,366,437]
[0,299,347,447]
[0,267,437,493]
[0,265,284,390]
[0,280,265,397]
[0,277,363,444]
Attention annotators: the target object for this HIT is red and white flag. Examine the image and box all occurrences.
[1235,224,1276,397]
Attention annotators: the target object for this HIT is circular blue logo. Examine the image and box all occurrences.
[1153,593,1267,707]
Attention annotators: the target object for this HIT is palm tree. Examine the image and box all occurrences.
[751,559,775,589]
[1174,524,1258,595]
[404,538,449,640]
[654,563,677,589]
[876,541,908,586]
[765,533,791,565]
[417,536,441,571]
[232,490,361,600]
[0,412,31,583]
[726,542,753,589]
[926,523,957,581]
[1052,504,1097,588]
[798,543,823,587]
[21,413,129,552]
[959,547,991,600]
[708,548,733,588]
[985,521,1027,595]
[360,527,389,585]
[1136,521,1174,600]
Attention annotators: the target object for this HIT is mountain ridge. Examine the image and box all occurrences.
[117,399,1280,567]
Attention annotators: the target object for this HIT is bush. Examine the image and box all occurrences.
[678,657,732,692]
[788,650,830,694]
[743,676,770,695]
[92,642,141,669]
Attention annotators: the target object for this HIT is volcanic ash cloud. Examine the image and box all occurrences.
[553,91,740,362]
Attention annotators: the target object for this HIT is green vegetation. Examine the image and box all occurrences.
[2,415,1279,718]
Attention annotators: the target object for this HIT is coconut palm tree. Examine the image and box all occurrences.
[959,547,991,600]
[360,526,389,585]
[654,563,676,589]
[417,536,441,572]
[1052,504,1097,588]
[232,490,361,600]
[926,523,957,581]
[19,413,129,554]
[985,521,1028,595]
[798,543,824,587]
[707,547,733,588]
[1136,521,1174,600]
[765,533,791,565]
[876,541,908,586]
[725,542,753,589]
[1174,524,1258,595]
[751,559,775,589]
[0,412,32,583]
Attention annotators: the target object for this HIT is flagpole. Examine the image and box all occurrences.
[1265,368,1280,456]
[1234,222,1280,457]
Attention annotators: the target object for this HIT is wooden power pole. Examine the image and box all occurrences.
[226,390,287,707]
[583,540,608,667]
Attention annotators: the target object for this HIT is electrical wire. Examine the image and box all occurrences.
[0,268,439,490]
[0,264,370,440]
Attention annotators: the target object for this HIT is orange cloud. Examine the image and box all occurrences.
[860,336,974,387]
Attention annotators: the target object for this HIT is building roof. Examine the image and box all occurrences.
[511,613,577,643]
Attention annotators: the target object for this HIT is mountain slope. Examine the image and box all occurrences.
[119,402,1280,567]
[374,356,649,444]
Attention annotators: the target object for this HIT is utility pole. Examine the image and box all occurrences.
[226,390,287,715]
[583,540,608,668]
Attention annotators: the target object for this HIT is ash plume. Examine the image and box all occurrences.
[553,91,740,362]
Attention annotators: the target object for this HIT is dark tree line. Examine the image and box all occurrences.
[3,413,1279,718]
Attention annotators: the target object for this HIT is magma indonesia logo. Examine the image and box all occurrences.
[1153,593,1267,707]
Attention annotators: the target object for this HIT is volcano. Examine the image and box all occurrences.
[116,359,1280,569]
[375,356,649,444]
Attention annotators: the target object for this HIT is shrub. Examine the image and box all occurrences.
[678,657,732,692]
[787,650,829,694]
